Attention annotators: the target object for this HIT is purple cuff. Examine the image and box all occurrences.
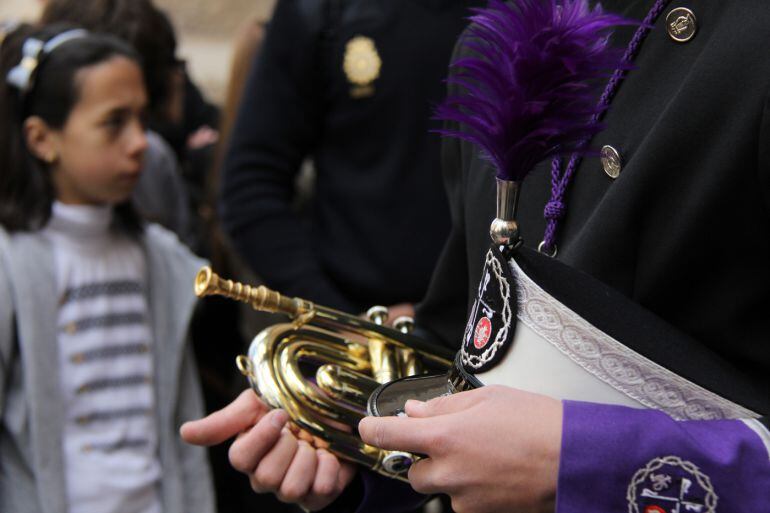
[557,401,770,513]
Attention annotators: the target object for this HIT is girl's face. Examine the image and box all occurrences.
[49,56,148,205]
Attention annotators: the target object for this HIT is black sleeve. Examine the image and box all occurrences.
[220,0,356,312]
[758,87,770,221]
[413,137,469,350]
[414,33,472,351]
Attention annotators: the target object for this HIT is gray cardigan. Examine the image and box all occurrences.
[0,224,215,513]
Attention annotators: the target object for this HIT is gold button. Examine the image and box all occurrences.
[666,7,697,43]
[600,145,622,179]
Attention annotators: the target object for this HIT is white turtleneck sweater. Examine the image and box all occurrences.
[43,202,162,513]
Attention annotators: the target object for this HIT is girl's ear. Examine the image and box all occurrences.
[23,116,60,164]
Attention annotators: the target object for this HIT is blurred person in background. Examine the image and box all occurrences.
[221,0,482,319]
[37,5,259,512]
[0,24,214,513]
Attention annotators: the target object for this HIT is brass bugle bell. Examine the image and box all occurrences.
[194,267,453,481]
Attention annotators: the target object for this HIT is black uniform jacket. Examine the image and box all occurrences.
[222,0,480,313]
[416,0,770,396]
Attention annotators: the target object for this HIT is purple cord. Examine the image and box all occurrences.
[540,0,672,255]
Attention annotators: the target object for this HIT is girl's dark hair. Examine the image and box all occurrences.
[41,0,178,118]
[0,24,143,233]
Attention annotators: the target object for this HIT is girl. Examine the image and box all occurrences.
[0,25,214,513]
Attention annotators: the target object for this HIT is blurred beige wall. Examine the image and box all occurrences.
[0,0,40,19]
[0,0,276,103]
[155,0,275,103]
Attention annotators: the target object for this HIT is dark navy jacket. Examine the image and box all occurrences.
[221,0,480,313]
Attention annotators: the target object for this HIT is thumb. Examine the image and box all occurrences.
[180,389,269,446]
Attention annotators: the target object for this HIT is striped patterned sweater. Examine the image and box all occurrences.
[43,202,161,513]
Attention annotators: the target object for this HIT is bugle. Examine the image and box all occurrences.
[194,267,453,480]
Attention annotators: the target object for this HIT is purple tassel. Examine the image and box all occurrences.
[436,0,633,182]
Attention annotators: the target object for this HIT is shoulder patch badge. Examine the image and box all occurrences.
[461,244,517,373]
[343,35,381,99]
[627,456,718,513]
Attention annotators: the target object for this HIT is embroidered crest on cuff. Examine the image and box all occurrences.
[461,245,517,372]
[627,456,717,513]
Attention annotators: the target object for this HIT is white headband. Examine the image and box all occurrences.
[6,29,89,94]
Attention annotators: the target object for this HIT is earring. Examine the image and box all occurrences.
[46,151,58,164]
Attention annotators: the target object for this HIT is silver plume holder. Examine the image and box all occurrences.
[489,178,522,250]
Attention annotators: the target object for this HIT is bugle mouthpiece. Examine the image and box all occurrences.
[194,267,217,297]
[194,266,307,317]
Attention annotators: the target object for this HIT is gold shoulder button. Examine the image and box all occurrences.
[666,7,698,43]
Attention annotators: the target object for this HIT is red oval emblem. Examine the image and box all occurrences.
[473,317,492,349]
[644,507,667,513]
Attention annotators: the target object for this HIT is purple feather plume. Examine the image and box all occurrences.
[436,0,632,182]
